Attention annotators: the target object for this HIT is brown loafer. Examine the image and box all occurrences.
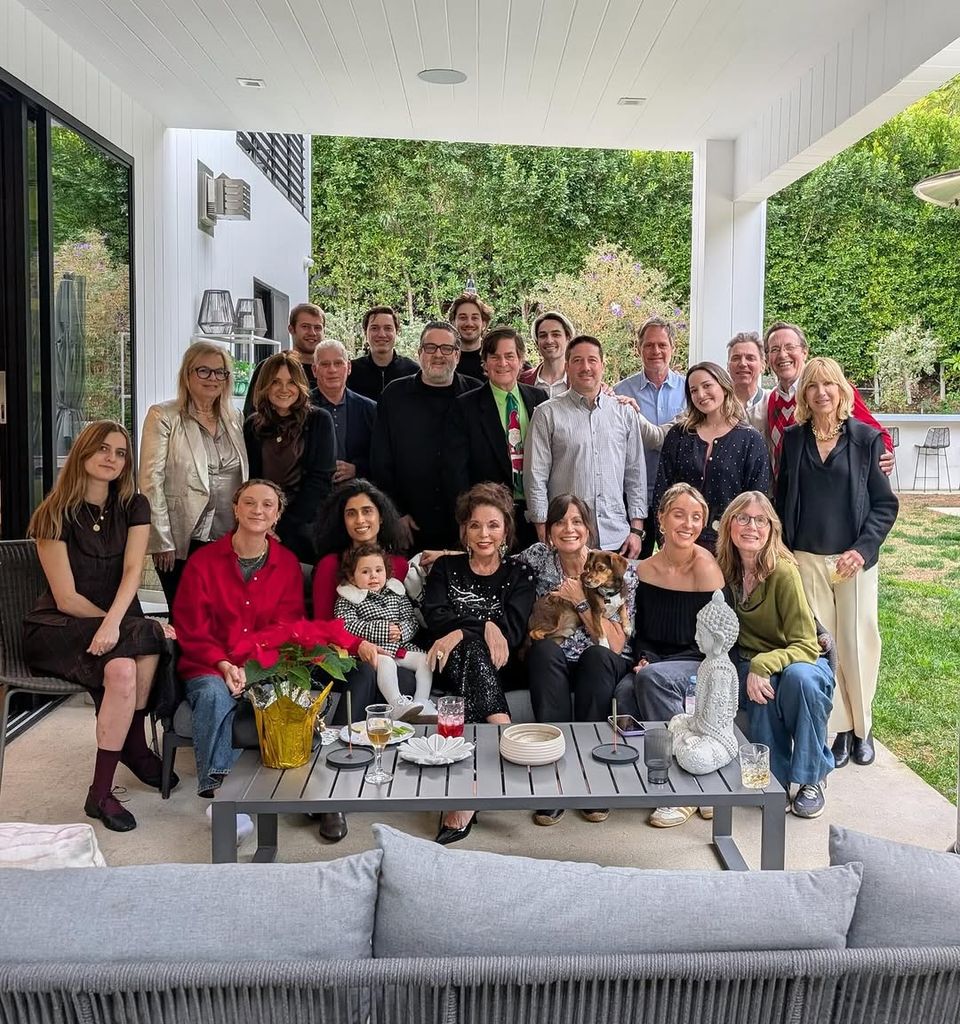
[580,809,609,823]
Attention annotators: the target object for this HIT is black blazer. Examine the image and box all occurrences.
[244,405,336,562]
[309,387,377,479]
[446,382,547,499]
[776,418,898,570]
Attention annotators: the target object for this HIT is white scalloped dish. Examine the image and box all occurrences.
[397,734,475,766]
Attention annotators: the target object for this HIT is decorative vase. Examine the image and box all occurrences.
[251,689,327,769]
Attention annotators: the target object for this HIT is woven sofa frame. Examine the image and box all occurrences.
[2,947,959,1024]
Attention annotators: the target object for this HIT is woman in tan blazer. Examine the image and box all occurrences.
[140,341,248,607]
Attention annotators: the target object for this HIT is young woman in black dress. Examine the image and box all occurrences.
[24,420,172,832]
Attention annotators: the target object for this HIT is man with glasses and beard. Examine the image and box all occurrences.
[371,322,481,551]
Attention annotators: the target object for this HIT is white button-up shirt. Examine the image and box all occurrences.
[523,388,647,551]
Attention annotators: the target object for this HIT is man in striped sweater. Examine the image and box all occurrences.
[746,321,894,481]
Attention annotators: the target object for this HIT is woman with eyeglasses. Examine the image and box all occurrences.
[715,492,835,819]
[140,341,247,607]
[244,351,335,563]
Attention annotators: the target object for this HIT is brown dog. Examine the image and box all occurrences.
[528,551,631,644]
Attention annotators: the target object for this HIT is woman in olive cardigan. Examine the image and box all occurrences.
[716,491,835,819]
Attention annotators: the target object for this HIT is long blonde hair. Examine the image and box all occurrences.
[27,420,136,541]
[176,341,233,418]
[715,491,795,587]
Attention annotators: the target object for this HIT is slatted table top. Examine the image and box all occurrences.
[212,721,786,870]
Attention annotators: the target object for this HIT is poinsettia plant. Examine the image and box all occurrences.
[232,619,356,708]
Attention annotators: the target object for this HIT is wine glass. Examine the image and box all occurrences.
[364,703,394,784]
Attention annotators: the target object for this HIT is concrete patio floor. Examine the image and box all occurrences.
[0,695,954,869]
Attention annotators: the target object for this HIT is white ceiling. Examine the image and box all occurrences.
[19,0,897,149]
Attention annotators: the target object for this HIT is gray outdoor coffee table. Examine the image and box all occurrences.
[211,720,786,869]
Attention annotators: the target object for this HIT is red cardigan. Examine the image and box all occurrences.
[312,551,409,653]
[174,533,305,681]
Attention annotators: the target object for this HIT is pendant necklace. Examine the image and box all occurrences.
[86,502,107,532]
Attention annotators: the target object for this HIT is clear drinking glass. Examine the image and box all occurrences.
[824,554,843,585]
[739,743,771,788]
[364,704,394,784]
[643,727,673,784]
[437,696,465,738]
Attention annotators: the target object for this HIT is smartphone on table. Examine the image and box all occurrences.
[607,714,645,737]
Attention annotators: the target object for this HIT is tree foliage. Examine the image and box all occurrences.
[310,138,692,332]
[527,242,688,383]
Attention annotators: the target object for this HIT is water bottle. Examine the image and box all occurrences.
[684,675,697,716]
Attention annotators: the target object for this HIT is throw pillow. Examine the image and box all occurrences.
[372,824,862,957]
[0,822,106,869]
[0,849,381,962]
[829,825,960,947]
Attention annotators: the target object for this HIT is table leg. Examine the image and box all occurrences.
[711,802,749,871]
[252,813,279,863]
[760,794,786,870]
[211,801,238,864]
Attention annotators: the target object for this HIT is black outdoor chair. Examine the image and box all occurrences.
[0,540,86,792]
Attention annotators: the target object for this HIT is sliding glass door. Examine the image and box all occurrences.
[0,80,133,536]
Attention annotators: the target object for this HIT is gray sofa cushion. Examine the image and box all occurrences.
[829,825,960,948]
[372,824,862,957]
[0,851,381,962]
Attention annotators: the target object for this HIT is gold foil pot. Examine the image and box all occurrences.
[252,691,327,769]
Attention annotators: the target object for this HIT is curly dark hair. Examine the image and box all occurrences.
[313,479,404,559]
[338,541,391,584]
[455,481,516,552]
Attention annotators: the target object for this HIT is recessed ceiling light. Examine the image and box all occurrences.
[236,77,266,89]
[617,96,646,107]
[418,68,467,85]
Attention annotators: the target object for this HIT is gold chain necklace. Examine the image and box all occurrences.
[812,422,842,442]
[85,502,107,532]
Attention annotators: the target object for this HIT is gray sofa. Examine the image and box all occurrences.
[1,824,958,1024]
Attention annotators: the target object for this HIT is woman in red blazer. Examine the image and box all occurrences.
[174,479,304,810]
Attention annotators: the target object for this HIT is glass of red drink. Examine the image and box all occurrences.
[437,696,465,738]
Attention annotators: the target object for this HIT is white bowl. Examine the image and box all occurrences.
[499,724,566,766]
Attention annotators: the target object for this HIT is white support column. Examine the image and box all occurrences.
[689,140,766,367]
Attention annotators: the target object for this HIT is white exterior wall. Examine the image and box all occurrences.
[0,0,311,424]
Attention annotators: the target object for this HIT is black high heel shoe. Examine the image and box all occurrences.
[435,812,479,846]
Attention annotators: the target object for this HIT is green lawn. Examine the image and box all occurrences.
[874,495,960,802]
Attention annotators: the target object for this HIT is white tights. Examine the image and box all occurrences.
[376,650,433,704]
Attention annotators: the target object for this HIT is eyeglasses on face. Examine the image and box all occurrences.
[192,366,230,381]
[420,343,457,356]
[734,513,770,528]
[766,342,803,356]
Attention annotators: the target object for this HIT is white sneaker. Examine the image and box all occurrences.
[416,698,437,717]
[205,804,255,846]
[387,695,423,722]
[648,806,696,828]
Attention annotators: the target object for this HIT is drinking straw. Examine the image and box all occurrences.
[612,697,618,752]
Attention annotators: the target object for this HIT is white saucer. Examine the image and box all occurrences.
[398,734,475,766]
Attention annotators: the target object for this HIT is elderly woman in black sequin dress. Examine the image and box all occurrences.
[422,482,536,845]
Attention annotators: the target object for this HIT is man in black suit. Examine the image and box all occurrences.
[371,322,481,552]
[310,339,377,483]
[447,326,547,549]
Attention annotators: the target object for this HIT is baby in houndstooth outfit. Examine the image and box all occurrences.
[334,543,436,720]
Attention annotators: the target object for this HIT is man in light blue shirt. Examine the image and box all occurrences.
[614,317,686,557]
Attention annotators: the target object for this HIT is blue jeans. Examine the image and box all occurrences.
[737,657,835,787]
[184,674,243,794]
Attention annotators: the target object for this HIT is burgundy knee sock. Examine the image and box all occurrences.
[91,748,122,801]
[121,710,152,763]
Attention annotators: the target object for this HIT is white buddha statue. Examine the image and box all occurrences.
[669,590,740,775]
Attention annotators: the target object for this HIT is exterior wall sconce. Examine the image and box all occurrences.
[198,160,252,236]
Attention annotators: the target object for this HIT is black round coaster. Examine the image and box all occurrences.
[326,746,375,770]
[591,742,639,764]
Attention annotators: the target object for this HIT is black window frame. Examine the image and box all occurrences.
[236,132,306,217]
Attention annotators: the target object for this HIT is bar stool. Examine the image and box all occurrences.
[889,426,900,490]
[913,426,952,491]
